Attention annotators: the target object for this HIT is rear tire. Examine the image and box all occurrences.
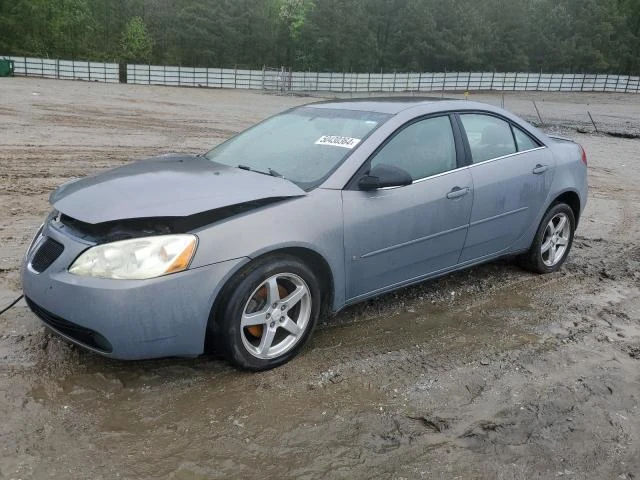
[211,254,321,371]
[520,203,575,274]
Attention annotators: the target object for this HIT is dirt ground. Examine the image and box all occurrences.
[1,78,639,479]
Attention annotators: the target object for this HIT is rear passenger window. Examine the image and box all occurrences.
[512,126,539,151]
[460,114,516,163]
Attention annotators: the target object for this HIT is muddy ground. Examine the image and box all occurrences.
[0,78,639,479]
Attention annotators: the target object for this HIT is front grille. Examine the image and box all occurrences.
[30,237,64,273]
[25,297,113,353]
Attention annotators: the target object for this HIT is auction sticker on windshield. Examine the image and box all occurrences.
[315,136,361,149]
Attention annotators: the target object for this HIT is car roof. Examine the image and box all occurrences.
[306,97,457,115]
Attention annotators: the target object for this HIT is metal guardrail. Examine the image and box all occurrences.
[126,64,264,89]
[3,56,119,83]
[4,55,640,94]
[279,70,640,94]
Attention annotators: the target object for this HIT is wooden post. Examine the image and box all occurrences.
[532,100,544,125]
[442,68,447,97]
[587,111,598,133]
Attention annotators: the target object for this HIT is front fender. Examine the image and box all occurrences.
[190,189,346,310]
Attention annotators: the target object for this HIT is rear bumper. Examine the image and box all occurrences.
[22,220,247,360]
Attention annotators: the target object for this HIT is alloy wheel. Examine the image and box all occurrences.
[541,212,571,267]
[240,273,312,359]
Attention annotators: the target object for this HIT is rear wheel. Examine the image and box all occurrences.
[520,203,575,273]
[213,255,321,370]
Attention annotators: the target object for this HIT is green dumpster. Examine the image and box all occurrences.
[0,59,15,77]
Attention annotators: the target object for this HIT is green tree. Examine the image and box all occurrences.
[0,0,92,58]
[1,0,639,74]
[120,16,153,63]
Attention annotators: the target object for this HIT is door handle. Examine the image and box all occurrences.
[446,187,470,199]
[532,164,549,174]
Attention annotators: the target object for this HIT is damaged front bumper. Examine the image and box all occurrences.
[22,215,248,360]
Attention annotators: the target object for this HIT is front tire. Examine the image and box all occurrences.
[520,203,576,274]
[212,254,321,370]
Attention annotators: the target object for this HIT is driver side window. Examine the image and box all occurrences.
[370,115,457,181]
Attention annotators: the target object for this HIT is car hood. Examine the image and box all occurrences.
[50,154,306,224]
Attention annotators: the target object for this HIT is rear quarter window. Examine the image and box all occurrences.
[512,126,540,151]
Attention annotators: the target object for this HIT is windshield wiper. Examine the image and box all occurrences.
[268,167,284,178]
[237,165,285,180]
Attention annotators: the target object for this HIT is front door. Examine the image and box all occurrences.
[342,115,473,300]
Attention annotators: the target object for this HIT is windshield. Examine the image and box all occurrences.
[204,107,390,190]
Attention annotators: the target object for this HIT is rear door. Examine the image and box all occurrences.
[342,114,473,300]
[457,113,555,262]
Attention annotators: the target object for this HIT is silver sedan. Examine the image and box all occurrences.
[22,98,588,369]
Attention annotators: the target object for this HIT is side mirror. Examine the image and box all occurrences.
[358,164,413,191]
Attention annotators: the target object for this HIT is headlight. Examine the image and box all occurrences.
[69,234,197,280]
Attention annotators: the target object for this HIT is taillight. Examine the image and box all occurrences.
[580,145,587,166]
